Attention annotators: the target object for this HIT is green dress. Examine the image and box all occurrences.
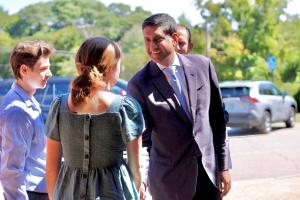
[46,94,143,200]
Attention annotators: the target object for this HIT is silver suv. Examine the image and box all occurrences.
[220,80,297,133]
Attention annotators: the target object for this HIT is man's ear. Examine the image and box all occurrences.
[188,43,194,53]
[171,32,179,47]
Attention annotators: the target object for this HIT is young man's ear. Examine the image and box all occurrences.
[20,64,29,77]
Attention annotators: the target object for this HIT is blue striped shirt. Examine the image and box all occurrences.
[0,82,47,200]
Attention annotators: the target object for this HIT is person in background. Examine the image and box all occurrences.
[45,36,144,200]
[128,13,232,200]
[176,24,194,54]
[176,23,229,124]
[0,40,54,200]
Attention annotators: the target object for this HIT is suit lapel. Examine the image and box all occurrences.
[178,54,197,124]
[149,61,192,127]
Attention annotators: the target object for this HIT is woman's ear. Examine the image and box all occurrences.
[75,62,82,74]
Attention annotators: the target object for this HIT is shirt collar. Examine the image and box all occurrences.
[12,82,36,107]
[157,54,181,71]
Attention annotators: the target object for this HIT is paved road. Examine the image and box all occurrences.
[224,122,300,200]
[1,123,299,200]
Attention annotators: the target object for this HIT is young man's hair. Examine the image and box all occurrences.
[177,24,192,45]
[142,13,177,36]
[9,40,55,79]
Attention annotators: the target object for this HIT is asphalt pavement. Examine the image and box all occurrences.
[0,123,299,200]
[224,175,300,200]
[224,122,300,200]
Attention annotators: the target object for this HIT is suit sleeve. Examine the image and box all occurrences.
[208,60,232,170]
[127,79,151,185]
[127,80,152,152]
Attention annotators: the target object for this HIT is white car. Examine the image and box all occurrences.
[220,80,297,133]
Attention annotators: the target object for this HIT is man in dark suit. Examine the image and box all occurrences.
[128,13,232,200]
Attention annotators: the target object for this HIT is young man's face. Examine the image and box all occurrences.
[24,56,52,90]
[176,28,193,54]
[143,25,178,66]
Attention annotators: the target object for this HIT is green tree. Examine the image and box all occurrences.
[193,0,290,82]
[119,24,148,80]
[0,0,152,79]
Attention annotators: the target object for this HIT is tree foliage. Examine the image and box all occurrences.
[193,0,300,95]
[0,0,299,101]
[0,0,150,79]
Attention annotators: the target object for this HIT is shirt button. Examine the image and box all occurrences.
[83,174,87,179]
[85,154,89,159]
[86,115,90,120]
[85,135,89,140]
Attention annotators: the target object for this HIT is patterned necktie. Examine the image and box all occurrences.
[164,66,190,118]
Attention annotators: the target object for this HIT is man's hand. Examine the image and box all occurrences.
[219,170,231,197]
[139,182,147,200]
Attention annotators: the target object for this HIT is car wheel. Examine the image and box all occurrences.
[285,107,296,128]
[258,111,272,133]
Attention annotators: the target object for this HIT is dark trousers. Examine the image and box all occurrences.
[27,191,49,200]
[192,158,221,200]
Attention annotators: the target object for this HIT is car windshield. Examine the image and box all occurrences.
[221,87,250,98]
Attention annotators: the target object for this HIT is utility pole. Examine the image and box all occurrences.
[201,8,211,57]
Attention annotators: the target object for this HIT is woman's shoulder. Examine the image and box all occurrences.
[106,94,140,114]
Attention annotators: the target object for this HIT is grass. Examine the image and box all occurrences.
[297,113,300,123]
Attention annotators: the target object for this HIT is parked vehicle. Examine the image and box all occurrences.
[220,80,297,133]
[0,76,128,121]
[0,78,14,103]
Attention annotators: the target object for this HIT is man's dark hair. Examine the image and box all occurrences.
[177,24,192,45]
[142,13,177,36]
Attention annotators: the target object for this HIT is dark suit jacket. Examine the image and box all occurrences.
[127,54,232,200]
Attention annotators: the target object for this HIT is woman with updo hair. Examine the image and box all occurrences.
[45,36,143,200]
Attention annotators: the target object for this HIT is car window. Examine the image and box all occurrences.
[259,84,281,96]
[259,84,270,95]
[221,87,250,98]
[270,85,282,96]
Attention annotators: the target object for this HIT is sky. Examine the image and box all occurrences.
[0,0,299,25]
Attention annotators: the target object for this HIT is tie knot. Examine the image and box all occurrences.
[164,65,176,77]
